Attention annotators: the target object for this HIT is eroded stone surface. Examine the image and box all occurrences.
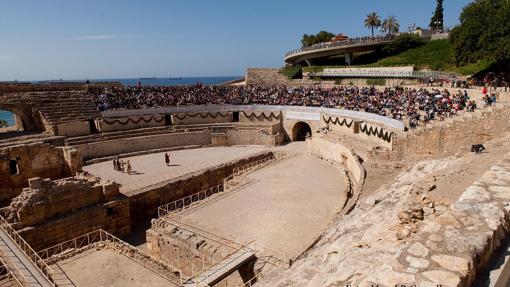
[261,154,510,287]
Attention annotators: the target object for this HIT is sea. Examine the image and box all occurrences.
[0,76,241,127]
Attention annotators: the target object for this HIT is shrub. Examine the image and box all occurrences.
[280,65,303,79]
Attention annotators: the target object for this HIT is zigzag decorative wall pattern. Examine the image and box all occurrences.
[359,124,393,143]
[103,115,165,125]
[242,111,282,121]
[323,115,354,128]
[174,112,231,120]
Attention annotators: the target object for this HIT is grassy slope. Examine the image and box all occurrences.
[303,40,493,76]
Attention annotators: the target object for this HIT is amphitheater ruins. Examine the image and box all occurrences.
[1,77,510,287]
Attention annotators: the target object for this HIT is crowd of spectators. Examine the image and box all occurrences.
[89,85,477,128]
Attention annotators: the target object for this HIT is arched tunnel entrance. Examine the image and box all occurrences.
[292,121,312,141]
[0,109,24,132]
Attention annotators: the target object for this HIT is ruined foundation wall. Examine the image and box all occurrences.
[7,175,130,251]
[392,107,510,161]
[19,200,130,251]
[0,143,81,205]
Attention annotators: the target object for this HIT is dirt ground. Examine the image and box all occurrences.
[58,249,176,287]
[183,153,345,260]
[83,146,268,194]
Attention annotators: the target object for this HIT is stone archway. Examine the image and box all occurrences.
[292,121,312,141]
[0,107,27,132]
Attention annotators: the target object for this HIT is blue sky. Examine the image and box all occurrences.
[0,0,472,81]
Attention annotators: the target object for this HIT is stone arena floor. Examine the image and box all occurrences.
[181,153,345,260]
[83,146,269,194]
[58,249,174,287]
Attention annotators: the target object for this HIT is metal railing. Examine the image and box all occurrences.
[0,215,56,286]
[0,255,27,287]
[312,69,457,80]
[158,185,225,217]
[37,229,183,286]
[285,35,395,58]
[158,153,283,218]
[232,154,281,177]
[157,216,251,280]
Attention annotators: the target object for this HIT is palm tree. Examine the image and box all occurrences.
[364,12,381,37]
[382,15,400,35]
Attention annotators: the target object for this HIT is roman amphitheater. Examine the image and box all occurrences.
[1,75,510,287]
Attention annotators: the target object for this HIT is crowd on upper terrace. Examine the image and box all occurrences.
[89,85,477,128]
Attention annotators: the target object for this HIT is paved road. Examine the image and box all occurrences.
[0,228,53,287]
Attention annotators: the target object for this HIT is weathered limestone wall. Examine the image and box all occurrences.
[392,106,510,161]
[19,199,130,251]
[75,130,212,160]
[147,220,250,286]
[96,114,166,133]
[0,143,81,205]
[7,175,130,251]
[261,152,510,287]
[9,176,117,226]
[306,137,364,185]
[245,68,315,86]
[127,151,274,223]
[226,129,277,146]
[56,121,90,137]
[172,112,233,125]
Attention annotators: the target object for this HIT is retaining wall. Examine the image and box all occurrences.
[75,130,212,160]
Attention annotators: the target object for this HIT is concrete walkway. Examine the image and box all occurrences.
[0,228,54,287]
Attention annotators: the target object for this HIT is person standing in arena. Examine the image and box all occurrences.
[165,152,170,166]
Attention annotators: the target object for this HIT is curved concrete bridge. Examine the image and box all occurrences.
[284,36,395,65]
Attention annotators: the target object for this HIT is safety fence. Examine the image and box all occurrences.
[311,69,456,80]
[0,215,56,286]
[37,229,183,286]
[158,185,225,218]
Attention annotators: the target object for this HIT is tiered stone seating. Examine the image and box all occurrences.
[35,93,100,126]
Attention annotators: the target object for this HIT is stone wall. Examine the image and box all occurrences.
[127,151,274,224]
[6,175,130,251]
[245,68,315,86]
[75,130,212,160]
[0,143,81,205]
[57,121,90,137]
[392,106,510,161]
[8,176,118,226]
[97,114,166,133]
[226,129,277,146]
[306,137,365,186]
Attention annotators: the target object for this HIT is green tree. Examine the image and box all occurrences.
[0,120,7,128]
[301,31,335,47]
[429,0,444,31]
[449,0,510,68]
[364,12,382,37]
[382,16,400,35]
